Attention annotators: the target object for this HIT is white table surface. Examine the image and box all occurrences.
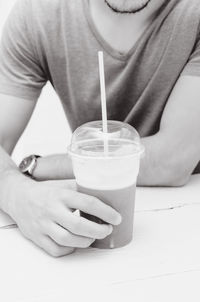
[1,175,200,302]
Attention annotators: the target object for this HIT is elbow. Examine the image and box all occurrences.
[159,162,191,187]
[164,172,190,187]
[138,161,191,187]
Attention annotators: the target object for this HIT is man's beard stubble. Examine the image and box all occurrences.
[104,0,152,14]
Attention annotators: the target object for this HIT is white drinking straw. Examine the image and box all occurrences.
[98,51,108,133]
[98,51,109,154]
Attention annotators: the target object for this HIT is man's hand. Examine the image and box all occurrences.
[4,174,121,257]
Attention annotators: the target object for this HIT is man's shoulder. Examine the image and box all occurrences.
[24,0,80,29]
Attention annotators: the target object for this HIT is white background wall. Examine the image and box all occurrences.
[0,0,71,164]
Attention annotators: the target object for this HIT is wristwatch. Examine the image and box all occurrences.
[19,155,41,178]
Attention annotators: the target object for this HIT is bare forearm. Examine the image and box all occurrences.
[0,144,25,214]
[137,134,192,187]
[32,131,196,187]
[33,154,74,181]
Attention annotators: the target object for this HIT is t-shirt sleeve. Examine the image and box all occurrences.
[182,30,200,77]
[0,0,47,101]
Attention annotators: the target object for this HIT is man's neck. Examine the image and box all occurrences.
[89,0,165,54]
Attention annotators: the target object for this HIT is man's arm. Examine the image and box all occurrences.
[33,154,74,181]
[0,94,36,212]
[0,95,36,155]
[137,75,200,186]
[33,75,200,187]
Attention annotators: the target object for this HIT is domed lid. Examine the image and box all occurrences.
[68,120,144,158]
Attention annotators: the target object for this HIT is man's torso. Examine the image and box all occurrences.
[2,0,200,137]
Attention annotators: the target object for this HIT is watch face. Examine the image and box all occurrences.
[19,155,34,173]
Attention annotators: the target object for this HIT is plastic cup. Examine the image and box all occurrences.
[68,120,144,249]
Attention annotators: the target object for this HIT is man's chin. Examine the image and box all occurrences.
[104,0,152,14]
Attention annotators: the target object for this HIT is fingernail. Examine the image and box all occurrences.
[115,214,122,225]
[108,225,113,235]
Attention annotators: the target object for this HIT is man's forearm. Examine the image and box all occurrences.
[32,131,195,187]
[33,154,74,181]
[0,144,25,214]
[32,137,187,187]
[137,134,192,187]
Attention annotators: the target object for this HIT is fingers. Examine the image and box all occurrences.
[61,190,122,226]
[47,222,95,248]
[38,235,75,257]
[54,212,113,239]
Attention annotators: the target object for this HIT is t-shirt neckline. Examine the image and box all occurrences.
[83,0,156,62]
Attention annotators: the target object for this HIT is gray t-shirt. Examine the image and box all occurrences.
[0,1,200,149]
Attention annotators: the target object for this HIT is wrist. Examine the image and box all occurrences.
[0,169,32,217]
[19,154,41,179]
[32,154,74,181]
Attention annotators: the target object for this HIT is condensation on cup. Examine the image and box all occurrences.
[68,120,144,249]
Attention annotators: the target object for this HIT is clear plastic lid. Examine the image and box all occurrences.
[68,121,144,158]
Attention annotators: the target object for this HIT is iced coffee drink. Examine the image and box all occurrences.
[68,120,144,249]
